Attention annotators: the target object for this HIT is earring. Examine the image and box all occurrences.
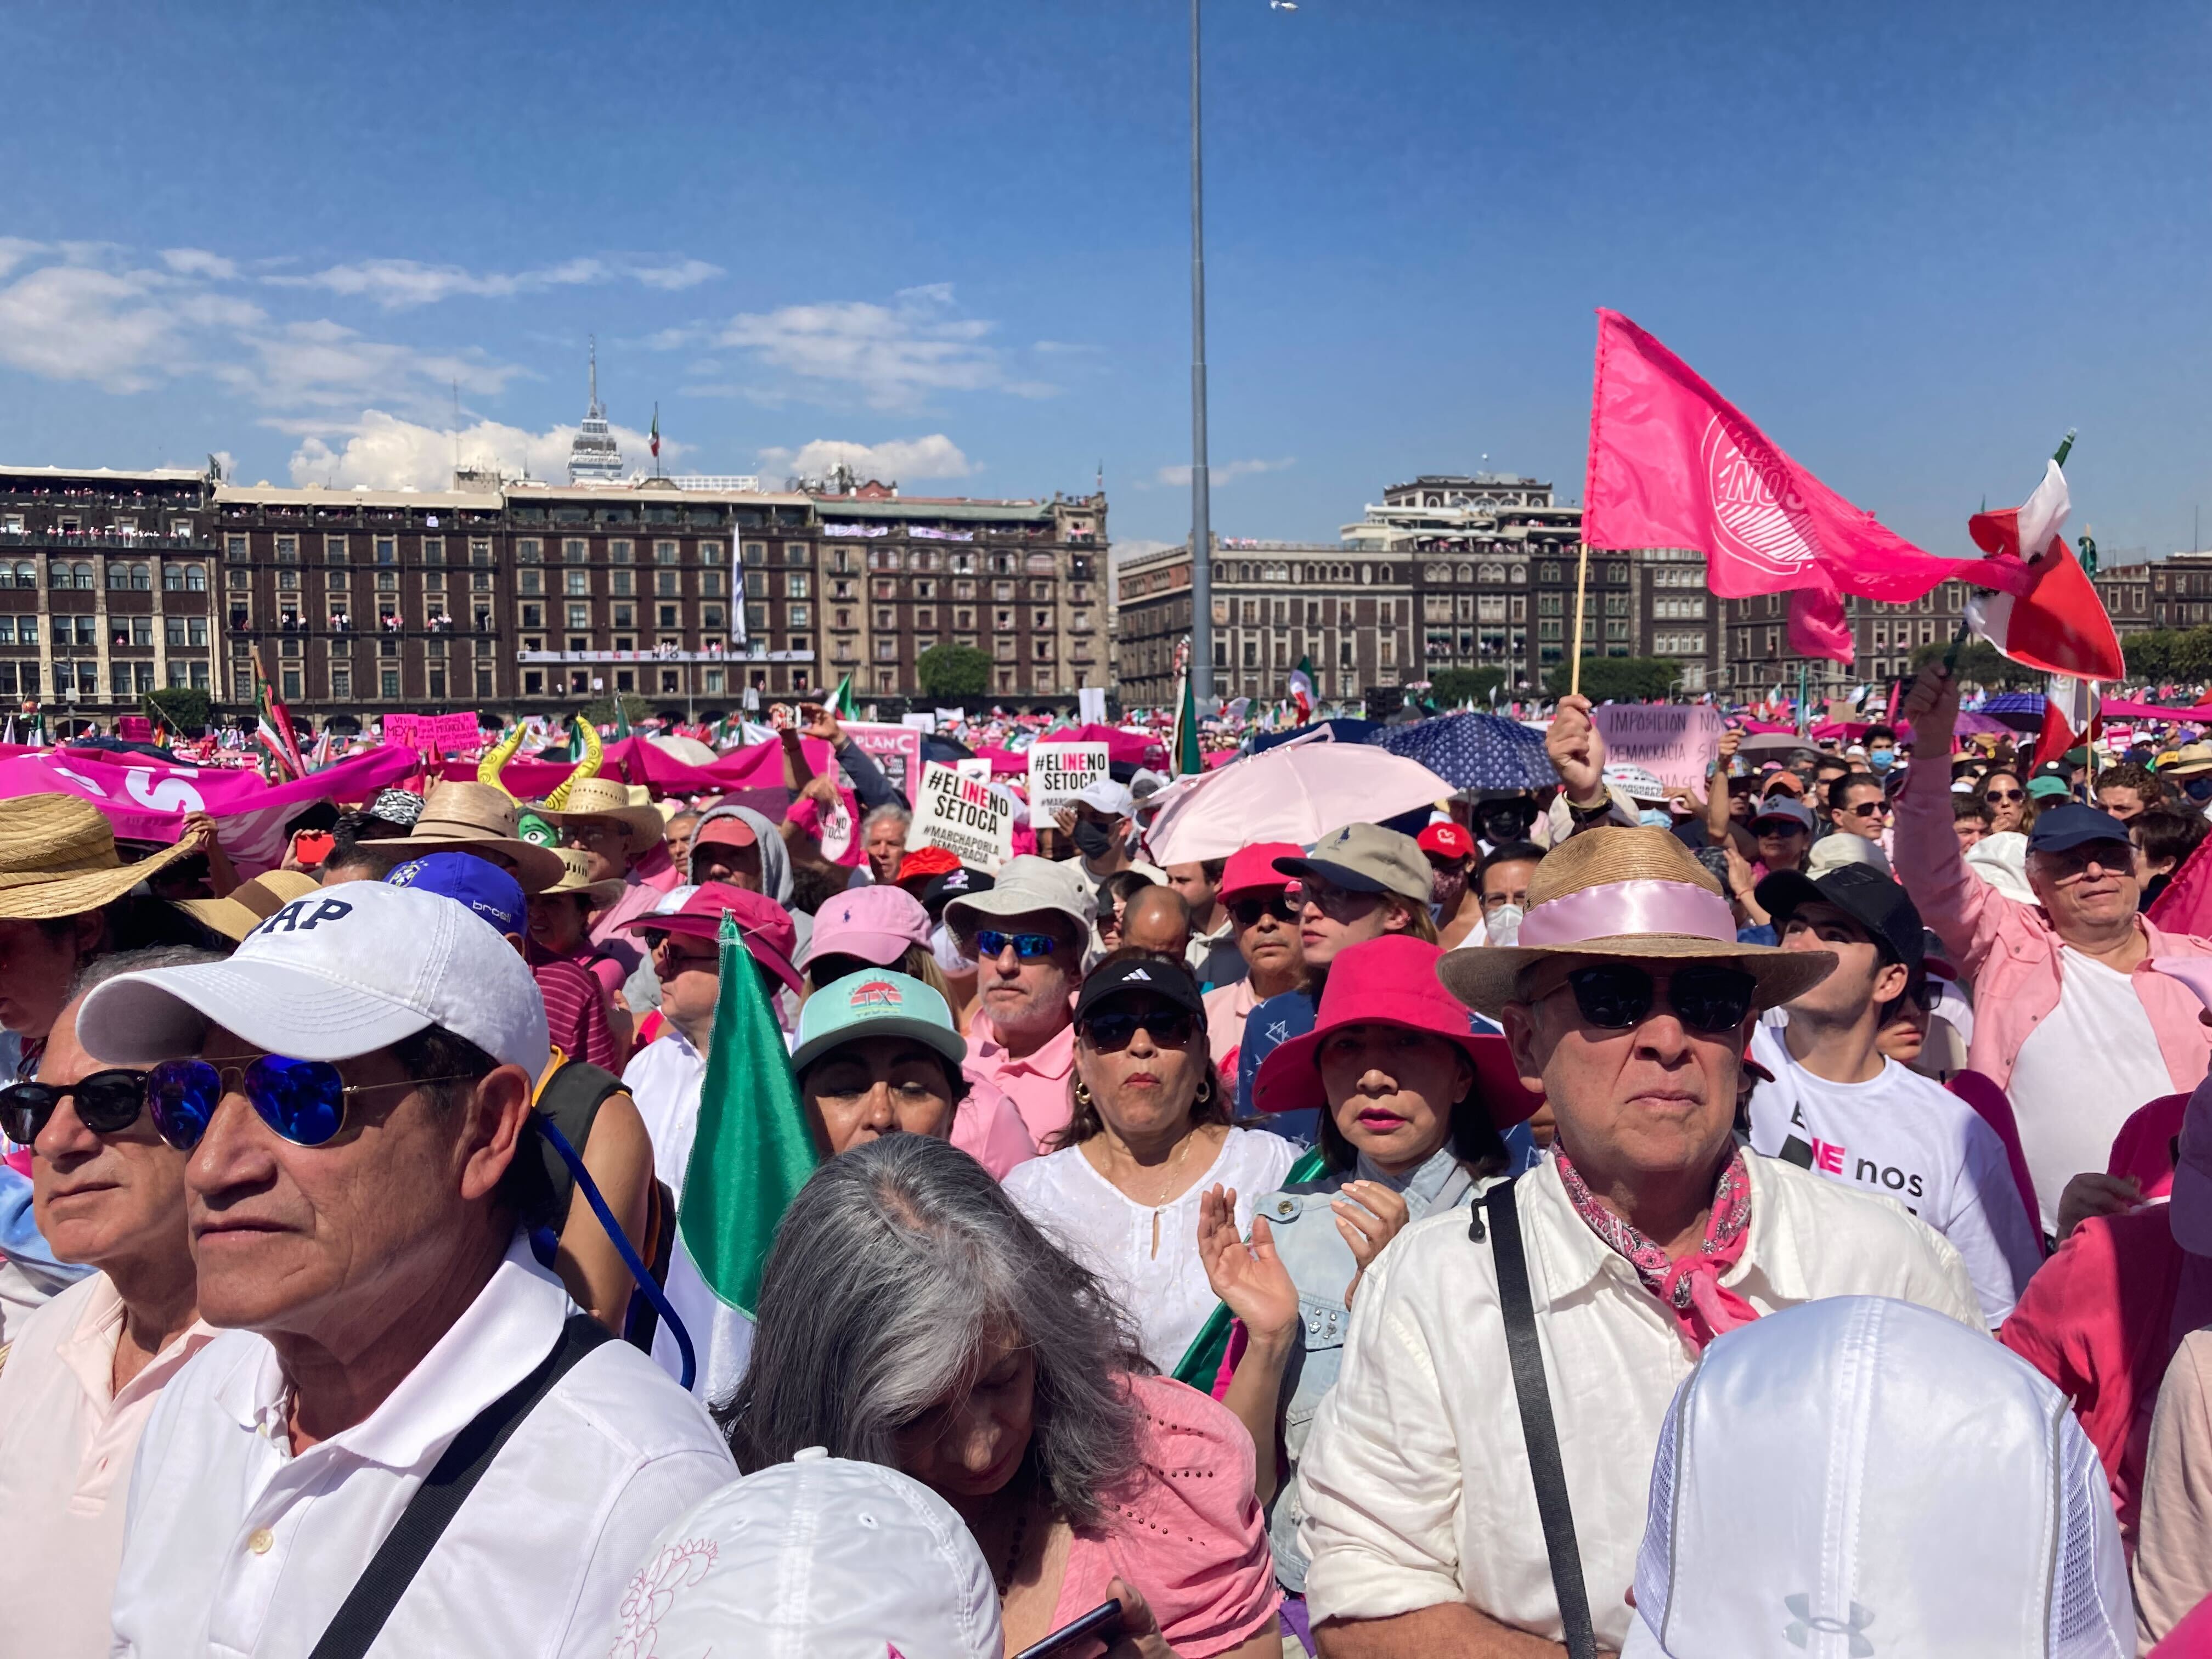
[1073,1077,1093,1108]
[1194,1077,1212,1105]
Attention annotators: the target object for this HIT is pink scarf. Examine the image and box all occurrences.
[1555,1149,1759,1350]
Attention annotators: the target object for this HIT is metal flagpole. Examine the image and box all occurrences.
[1188,0,1214,705]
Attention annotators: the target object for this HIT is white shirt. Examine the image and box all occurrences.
[0,1273,217,1659]
[1746,1022,2042,1325]
[1005,1126,1297,1372]
[2010,947,2177,1234]
[623,1026,707,1199]
[1295,1152,1982,1651]
[110,1237,735,1659]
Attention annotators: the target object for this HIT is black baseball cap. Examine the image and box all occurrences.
[918,865,993,922]
[1754,863,1925,971]
[1074,953,1206,1025]
[2028,804,2134,855]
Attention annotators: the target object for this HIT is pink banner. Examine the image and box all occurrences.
[436,735,832,803]
[385,712,483,752]
[843,722,924,798]
[1040,723,1166,770]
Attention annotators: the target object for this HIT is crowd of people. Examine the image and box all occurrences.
[9,660,2212,1655]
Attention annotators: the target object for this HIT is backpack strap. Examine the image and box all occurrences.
[1474,1180,1599,1659]
[307,1313,612,1659]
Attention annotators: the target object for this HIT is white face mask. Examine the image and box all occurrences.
[1485,904,1525,947]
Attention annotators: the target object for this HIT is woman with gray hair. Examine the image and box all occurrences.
[723,1134,1283,1658]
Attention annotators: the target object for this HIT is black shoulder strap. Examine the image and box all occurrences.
[308,1313,613,1659]
[1476,1180,1599,1659]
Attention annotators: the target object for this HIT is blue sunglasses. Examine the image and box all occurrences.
[975,929,1061,961]
[146,1056,479,1150]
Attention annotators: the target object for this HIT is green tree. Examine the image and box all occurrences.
[145,686,212,737]
[915,643,992,698]
[1427,667,1508,707]
[1904,636,2042,689]
[1542,656,1684,702]
[580,692,652,728]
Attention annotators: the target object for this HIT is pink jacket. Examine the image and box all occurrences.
[1893,757,2212,1093]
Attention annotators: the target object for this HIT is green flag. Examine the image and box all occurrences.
[1172,668,1202,777]
[827,673,859,720]
[607,698,632,742]
[1171,1145,1330,1389]
[662,912,819,1396]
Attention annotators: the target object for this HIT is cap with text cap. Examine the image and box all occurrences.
[385,850,527,938]
[607,1447,1002,1659]
[1274,822,1431,905]
[77,880,550,1076]
[789,968,969,1078]
[1073,952,1206,1025]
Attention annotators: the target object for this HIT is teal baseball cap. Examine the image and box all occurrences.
[790,969,969,1079]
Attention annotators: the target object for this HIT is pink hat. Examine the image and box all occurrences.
[797,885,932,970]
[620,881,802,996]
[1218,840,1304,904]
[1252,934,1542,1126]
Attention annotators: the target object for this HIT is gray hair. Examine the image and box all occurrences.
[67,944,228,1003]
[862,803,912,837]
[720,1133,1148,1527]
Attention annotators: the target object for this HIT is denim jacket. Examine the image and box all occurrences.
[1256,1143,1493,1591]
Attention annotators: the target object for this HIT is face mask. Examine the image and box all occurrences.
[1639,809,1671,828]
[1071,818,1115,859]
[1486,904,1525,947]
[2187,778,2212,804]
[1868,750,1895,771]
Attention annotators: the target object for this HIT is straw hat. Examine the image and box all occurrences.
[537,847,627,909]
[2160,742,2212,779]
[1437,826,1836,1018]
[535,777,667,848]
[0,793,204,921]
[176,871,325,943]
[393,782,566,894]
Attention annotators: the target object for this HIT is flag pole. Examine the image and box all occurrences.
[1569,539,1591,698]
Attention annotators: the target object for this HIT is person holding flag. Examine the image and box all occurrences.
[1288,656,1316,726]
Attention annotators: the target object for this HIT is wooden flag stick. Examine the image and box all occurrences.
[1570,540,1592,698]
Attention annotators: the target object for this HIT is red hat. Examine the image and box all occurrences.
[1218,840,1304,904]
[895,845,962,886]
[1417,821,1476,862]
[1251,935,1541,1126]
[618,881,801,995]
[691,815,759,852]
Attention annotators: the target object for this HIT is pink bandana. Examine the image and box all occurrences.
[1555,1149,1759,1350]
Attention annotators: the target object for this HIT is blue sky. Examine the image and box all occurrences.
[4,1,2210,565]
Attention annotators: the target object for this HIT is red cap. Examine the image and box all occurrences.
[895,845,962,885]
[618,881,800,995]
[692,816,759,851]
[1251,935,1541,1126]
[1218,840,1304,903]
[1417,821,1476,861]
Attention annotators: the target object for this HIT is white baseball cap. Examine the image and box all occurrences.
[77,881,550,1076]
[1070,776,1135,817]
[609,1448,1002,1659]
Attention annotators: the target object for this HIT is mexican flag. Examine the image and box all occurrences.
[608,696,633,741]
[826,673,860,720]
[654,911,819,1399]
[1171,666,1201,777]
[254,660,307,780]
[1288,657,1315,725]
[1962,457,2126,684]
[650,403,661,461]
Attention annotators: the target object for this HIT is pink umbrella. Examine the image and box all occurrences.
[1143,742,1453,865]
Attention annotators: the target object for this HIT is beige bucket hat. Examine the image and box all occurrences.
[535,777,668,849]
[1437,826,1836,1018]
[175,871,325,943]
[536,847,627,909]
[393,782,566,894]
[0,793,205,921]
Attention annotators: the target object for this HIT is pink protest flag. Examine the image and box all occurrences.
[1582,310,2034,662]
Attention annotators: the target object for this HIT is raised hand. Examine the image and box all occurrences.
[1197,1184,1299,1342]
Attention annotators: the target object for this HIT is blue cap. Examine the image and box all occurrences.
[2027,804,2132,855]
[385,850,526,936]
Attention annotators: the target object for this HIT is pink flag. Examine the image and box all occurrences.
[1582,310,2033,662]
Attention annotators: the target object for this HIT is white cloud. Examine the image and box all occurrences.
[214,319,523,418]
[628,257,722,291]
[286,409,684,490]
[266,252,724,309]
[161,247,239,280]
[754,434,975,486]
[0,238,49,279]
[707,284,1051,412]
[1150,456,1296,487]
[0,264,204,392]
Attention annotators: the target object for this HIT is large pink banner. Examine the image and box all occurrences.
[434,735,832,802]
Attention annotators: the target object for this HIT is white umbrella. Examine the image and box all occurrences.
[649,733,721,766]
[1144,743,1453,865]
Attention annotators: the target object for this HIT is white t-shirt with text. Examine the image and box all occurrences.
[1747,1022,2042,1325]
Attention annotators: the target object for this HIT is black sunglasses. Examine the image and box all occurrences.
[0,1068,150,1145]
[1079,1007,1197,1052]
[1554,963,1758,1035]
[1228,895,1297,927]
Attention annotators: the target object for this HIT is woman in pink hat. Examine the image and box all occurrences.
[1197,934,1542,1604]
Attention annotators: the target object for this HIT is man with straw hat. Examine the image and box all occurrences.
[1295,827,1982,1658]
[535,776,681,1018]
[388,781,565,894]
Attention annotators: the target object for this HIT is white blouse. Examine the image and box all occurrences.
[1004,1125,1300,1373]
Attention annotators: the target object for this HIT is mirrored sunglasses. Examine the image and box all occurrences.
[145,1056,482,1151]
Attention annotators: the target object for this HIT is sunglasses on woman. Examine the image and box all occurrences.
[975,929,1060,960]
[1550,963,1758,1035]
[1983,787,2025,803]
[1079,1008,1197,1052]
[0,1069,150,1145]
[1228,895,1296,927]
[144,1056,483,1151]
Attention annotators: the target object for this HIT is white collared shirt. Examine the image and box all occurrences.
[1295,1152,1982,1652]
[110,1236,735,1659]
[623,1026,707,1199]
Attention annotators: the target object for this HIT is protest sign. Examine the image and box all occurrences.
[1026,742,1110,827]
[901,712,936,733]
[383,712,484,753]
[906,762,1013,873]
[844,721,924,799]
[1590,704,1725,790]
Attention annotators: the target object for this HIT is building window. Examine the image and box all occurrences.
[225,534,247,560]
[566,603,591,629]
[563,539,588,563]
[331,667,352,698]
[656,570,679,596]
[325,537,348,563]
[655,541,679,565]
[658,604,679,628]
[613,602,635,628]
[521,603,544,628]
[471,539,494,566]
[565,569,589,596]
[784,541,810,566]
[375,538,397,565]
[788,603,809,627]
[281,669,303,700]
[381,669,401,698]
[520,569,542,595]
[701,569,725,597]
[422,538,444,564]
[610,540,634,564]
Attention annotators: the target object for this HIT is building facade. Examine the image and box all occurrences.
[0,465,218,729]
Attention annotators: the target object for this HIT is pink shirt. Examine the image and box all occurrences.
[1052,1374,1282,1656]
[2111,1092,2191,1201]
[950,1072,1039,1181]
[964,1017,1079,1149]
[1202,978,1260,1080]
[0,1272,217,1659]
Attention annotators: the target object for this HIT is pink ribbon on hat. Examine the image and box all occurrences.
[1514,878,1739,949]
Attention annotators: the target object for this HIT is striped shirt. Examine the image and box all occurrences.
[534,958,616,1073]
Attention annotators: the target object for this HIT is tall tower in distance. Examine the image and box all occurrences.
[567,337,625,485]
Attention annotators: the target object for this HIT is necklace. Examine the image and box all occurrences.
[1132,1128,1197,1209]
[995,1491,1031,1596]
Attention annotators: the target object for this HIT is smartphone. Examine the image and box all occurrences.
[1011,1599,1123,1659]
[291,830,334,867]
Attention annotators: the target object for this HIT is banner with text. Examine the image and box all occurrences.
[1590,703,1726,791]
[381,712,483,753]
[906,762,1014,873]
[843,721,925,800]
[1026,742,1110,827]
